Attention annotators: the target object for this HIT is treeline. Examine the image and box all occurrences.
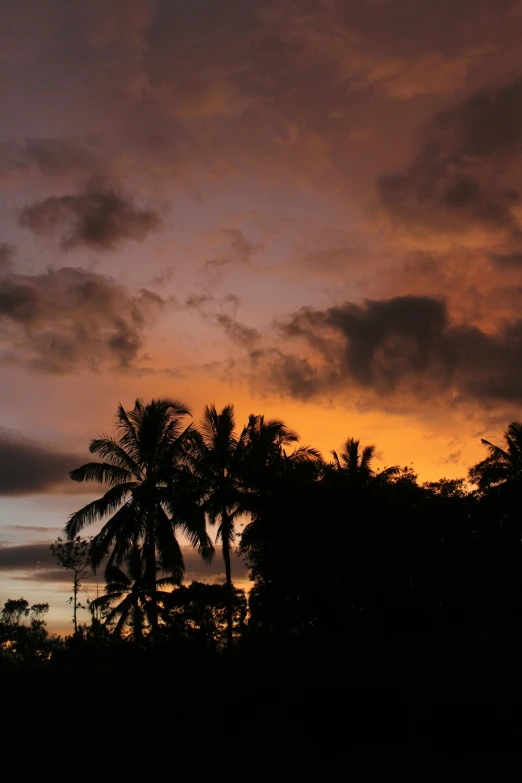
[2,399,522,665]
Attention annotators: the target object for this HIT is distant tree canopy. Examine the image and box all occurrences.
[0,598,56,663]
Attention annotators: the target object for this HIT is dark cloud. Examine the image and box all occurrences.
[215,314,261,349]
[0,243,15,272]
[0,543,99,585]
[0,542,248,585]
[0,431,85,496]
[267,295,522,405]
[185,292,212,310]
[182,547,248,585]
[490,252,522,267]
[183,290,259,347]
[0,138,101,180]
[253,348,325,401]
[377,78,522,243]
[19,185,161,250]
[0,544,61,571]
[432,78,522,159]
[0,266,165,372]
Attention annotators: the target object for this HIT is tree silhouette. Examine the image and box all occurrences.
[469,421,522,492]
[190,404,246,647]
[66,398,214,636]
[89,545,178,640]
[163,581,247,649]
[240,415,323,634]
[50,536,91,633]
[1,598,30,628]
[0,599,51,662]
[240,413,322,512]
[331,437,399,488]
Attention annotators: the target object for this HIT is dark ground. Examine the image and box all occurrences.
[3,631,522,774]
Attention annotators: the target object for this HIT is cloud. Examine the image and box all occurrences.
[0,0,510,200]
[182,547,248,585]
[185,292,213,310]
[377,78,522,248]
[0,266,165,372]
[284,5,493,99]
[222,229,262,265]
[0,543,57,568]
[204,229,262,280]
[0,243,15,272]
[0,138,102,181]
[0,543,99,585]
[183,289,260,347]
[5,525,63,534]
[441,450,463,465]
[263,295,522,406]
[0,431,86,496]
[490,252,522,267]
[0,541,248,586]
[214,314,261,349]
[19,184,161,250]
[372,48,493,100]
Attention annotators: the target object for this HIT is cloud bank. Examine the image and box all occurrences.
[0,265,165,372]
[262,295,522,406]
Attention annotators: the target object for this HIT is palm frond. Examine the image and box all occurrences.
[288,445,322,463]
[481,438,510,462]
[155,508,186,578]
[112,595,135,636]
[89,502,140,569]
[373,465,401,484]
[156,575,181,588]
[70,462,134,487]
[65,483,135,538]
[331,450,342,471]
[89,437,141,476]
[360,445,376,471]
[104,562,132,589]
[115,401,141,463]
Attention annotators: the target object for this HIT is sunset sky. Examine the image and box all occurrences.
[2,0,522,630]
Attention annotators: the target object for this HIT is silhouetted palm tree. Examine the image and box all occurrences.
[66,398,213,635]
[190,404,246,647]
[331,437,399,488]
[469,421,522,492]
[89,545,178,640]
[240,414,322,503]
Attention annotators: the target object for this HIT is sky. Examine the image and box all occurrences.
[2,0,522,631]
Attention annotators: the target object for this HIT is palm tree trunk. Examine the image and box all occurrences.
[134,601,144,643]
[222,511,234,649]
[145,521,158,638]
[73,570,79,634]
